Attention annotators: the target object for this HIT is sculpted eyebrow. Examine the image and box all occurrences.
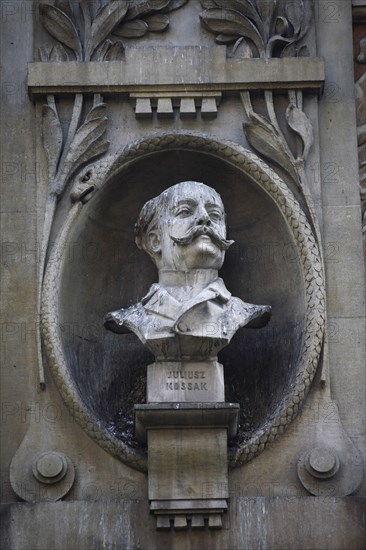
[174,199,197,208]
[206,202,223,211]
[172,199,223,213]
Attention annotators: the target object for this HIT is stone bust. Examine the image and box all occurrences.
[104,181,271,360]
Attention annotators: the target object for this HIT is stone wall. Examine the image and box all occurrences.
[1,1,365,548]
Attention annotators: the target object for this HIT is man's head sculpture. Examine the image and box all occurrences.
[105,181,271,360]
[134,181,233,272]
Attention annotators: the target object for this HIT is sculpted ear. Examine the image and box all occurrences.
[147,230,161,255]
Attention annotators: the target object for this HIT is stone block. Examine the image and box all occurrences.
[201,97,218,119]
[135,98,152,119]
[134,403,239,444]
[147,428,228,501]
[146,361,225,403]
[208,514,222,529]
[156,516,170,530]
[191,514,205,528]
[179,98,196,119]
[2,499,366,549]
[174,516,187,530]
[157,98,174,119]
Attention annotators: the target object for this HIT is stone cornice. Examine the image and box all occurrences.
[28,48,325,99]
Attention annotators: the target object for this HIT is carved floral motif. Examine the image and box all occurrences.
[241,90,315,227]
[39,0,188,62]
[200,0,312,59]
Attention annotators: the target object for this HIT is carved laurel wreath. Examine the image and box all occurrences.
[41,132,325,471]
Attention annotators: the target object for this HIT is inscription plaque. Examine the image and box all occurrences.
[147,361,225,403]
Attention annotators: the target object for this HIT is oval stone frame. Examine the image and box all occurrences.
[41,133,325,472]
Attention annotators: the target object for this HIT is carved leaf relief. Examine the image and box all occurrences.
[114,19,149,38]
[233,37,253,58]
[41,97,110,199]
[40,0,189,62]
[38,46,50,62]
[162,0,188,11]
[41,103,63,180]
[86,0,129,59]
[59,115,109,188]
[285,0,303,35]
[200,0,313,59]
[208,0,265,38]
[144,14,170,32]
[286,104,314,162]
[55,0,73,19]
[85,103,108,123]
[244,116,298,183]
[125,0,170,20]
[39,4,82,60]
[49,43,69,62]
[102,40,125,61]
[200,8,264,54]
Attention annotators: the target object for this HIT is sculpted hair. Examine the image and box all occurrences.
[134,194,162,255]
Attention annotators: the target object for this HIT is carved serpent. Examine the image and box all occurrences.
[41,132,325,471]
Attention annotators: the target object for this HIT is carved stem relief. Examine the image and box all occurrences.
[37,92,109,385]
[240,82,328,383]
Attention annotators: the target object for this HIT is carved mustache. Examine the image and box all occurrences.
[170,225,234,251]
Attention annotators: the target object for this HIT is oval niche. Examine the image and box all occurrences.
[42,133,325,471]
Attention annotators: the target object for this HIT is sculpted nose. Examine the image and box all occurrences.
[196,208,211,226]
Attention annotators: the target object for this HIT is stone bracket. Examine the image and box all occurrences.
[135,403,239,530]
[152,500,227,531]
[130,92,222,120]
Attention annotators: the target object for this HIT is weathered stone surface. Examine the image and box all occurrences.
[28,56,325,97]
[1,0,365,547]
[1,498,365,550]
[148,428,228,501]
[135,98,152,119]
[323,206,365,318]
[179,98,196,119]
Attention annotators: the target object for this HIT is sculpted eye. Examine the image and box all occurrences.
[176,207,192,217]
[209,211,223,222]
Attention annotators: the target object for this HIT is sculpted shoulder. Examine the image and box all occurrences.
[227,297,271,329]
[104,302,146,336]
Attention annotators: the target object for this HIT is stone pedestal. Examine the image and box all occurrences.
[134,403,239,529]
[147,361,225,403]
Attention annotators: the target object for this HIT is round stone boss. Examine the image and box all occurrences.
[41,133,325,472]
